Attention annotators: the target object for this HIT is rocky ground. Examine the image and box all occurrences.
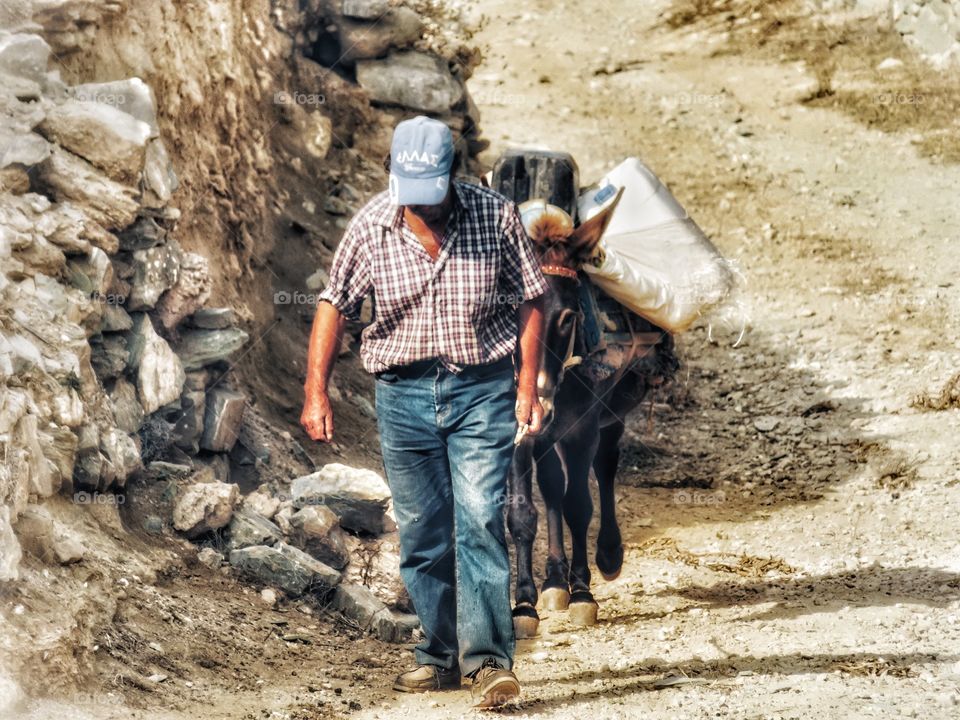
[3,0,960,718]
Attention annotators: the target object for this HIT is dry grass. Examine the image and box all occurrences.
[833,655,916,678]
[637,536,797,577]
[912,373,960,411]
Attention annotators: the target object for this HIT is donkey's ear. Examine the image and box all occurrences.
[568,187,624,259]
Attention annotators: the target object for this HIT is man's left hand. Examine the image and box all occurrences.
[515,388,544,436]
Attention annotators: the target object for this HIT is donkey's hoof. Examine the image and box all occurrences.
[597,544,625,581]
[600,566,622,581]
[540,586,570,611]
[513,604,540,639]
[568,593,599,626]
[514,614,540,639]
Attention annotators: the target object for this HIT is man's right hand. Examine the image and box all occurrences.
[301,389,334,442]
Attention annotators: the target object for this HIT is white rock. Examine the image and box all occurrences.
[0,507,22,581]
[38,98,151,182]
[173,478,239,538]
[291,463,392,534]
[244,488,281,519]
[126,313,186,414]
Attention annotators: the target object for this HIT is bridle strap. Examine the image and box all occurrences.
[540,264,580,282]
[538,264,584,371]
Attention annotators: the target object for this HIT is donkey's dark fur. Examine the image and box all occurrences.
[507,203,678,634]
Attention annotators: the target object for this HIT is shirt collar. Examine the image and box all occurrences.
[372,180,472,231]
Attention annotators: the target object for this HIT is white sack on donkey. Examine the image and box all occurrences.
[577,157,736,334]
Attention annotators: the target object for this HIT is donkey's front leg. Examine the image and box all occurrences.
[594,420,626,581]
[536,445,571,611]
[561,430,601,626]
[507,437,540,638]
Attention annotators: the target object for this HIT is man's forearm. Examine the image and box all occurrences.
[516,296,545,394]
[305,301,347,396]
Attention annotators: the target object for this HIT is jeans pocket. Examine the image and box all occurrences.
[376,370,400,384]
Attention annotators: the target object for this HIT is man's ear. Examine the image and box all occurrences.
[568,187,623,260]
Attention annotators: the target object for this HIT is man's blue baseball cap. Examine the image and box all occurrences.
[389,116,455,206]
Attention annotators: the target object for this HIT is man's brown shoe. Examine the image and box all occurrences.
[471,658,520,709]
[393,664,461,693]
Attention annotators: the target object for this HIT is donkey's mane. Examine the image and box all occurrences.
[526,215,575,244]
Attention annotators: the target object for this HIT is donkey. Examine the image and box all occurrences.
[507,199,679,637]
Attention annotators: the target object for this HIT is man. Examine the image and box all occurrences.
[300,116,548,708]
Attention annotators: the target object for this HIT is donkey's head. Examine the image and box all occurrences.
[522,190,623,426]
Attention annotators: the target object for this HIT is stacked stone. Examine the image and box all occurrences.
[0,31,250,579]
[173,461,417,643]
[272,0,486,158]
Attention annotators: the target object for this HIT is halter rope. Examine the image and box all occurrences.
[539,264,583,370]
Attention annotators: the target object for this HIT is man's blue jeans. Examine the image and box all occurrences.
[374,355,517,676]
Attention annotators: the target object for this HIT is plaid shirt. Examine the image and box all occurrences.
[318,181,549,374]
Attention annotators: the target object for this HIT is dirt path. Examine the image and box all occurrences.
[348,0,960,717]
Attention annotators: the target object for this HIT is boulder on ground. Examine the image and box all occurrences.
[243,487,280,519]
[227,508,282,551]
[173,478,239,538]
[291,463,392,534]
[14,505,86,564]
[197,547,223,570]
[333,583,387,628]
[372,608,420,643]
[229,542,340,596]
[288,505,350,569]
